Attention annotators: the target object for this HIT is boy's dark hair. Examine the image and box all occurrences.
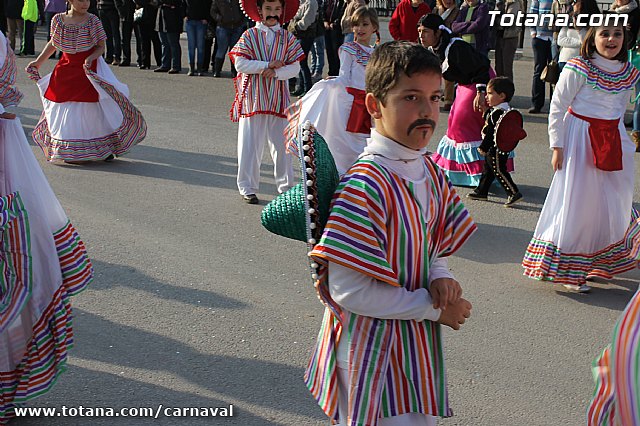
[487,76,515,102]
[257,0,283,9]
[580,14,629,62]
[365,41,441,104]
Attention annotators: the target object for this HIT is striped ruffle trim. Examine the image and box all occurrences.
[587,290,640,425]
[29,65,146,162]
[566,57,640,94]
[0,192,31,335]
[0,285,74,423]
[0,37,22,108]
[522,212,640,285]
[53,220,93,295]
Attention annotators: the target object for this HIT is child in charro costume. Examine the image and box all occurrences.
[229,0,305,204]
[0,30,94,423]
[587,288,640,425]
[285,6,379,174]
[264,42,476,426]
[25,0,146,164]
[467,76,526,207]
[523,23,640,293]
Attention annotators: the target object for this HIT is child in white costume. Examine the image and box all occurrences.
[286,6,379,174]
[0,30,93,423]
[522,24,640,293]
[229,0,304,204]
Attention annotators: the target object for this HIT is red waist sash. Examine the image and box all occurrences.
[44,49,99,103]
[345,87,371,134]
[568,107,622,172]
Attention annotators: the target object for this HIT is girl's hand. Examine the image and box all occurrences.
[84,57,94,66]
[26,60,39,70]
[552,147,563,171]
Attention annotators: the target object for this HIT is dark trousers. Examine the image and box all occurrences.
[159,31,181,70]
[99,8,122,60]
[475,149,519,197]
[495,36,518,82]
[133,21,143,65]
[21,19,35,55]
[296,36,314,91]
[203,36,218,71]
[324,27,343,76]
[120,13,134,63]
[531,37,552,110]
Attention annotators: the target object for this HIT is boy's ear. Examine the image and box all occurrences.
[365,93,382,119]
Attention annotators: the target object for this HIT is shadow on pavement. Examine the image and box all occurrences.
[67,309,321,422]
[90,260,249,310]
[555,277,638,310]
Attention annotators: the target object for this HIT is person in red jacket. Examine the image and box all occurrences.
[388,0,430,41]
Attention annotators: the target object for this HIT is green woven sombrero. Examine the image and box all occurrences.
[261,122,340,243]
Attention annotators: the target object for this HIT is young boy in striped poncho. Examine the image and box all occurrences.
[229,0,305,204]
[306,41,476,426]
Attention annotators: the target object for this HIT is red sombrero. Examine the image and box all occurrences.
[495,109,527,154]
[240,0,300,23]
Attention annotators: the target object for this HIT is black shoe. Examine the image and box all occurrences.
[139,65,150,70]
[119,61,131,67]
[290,87,304,97]
[504,192,523,207]
[168,68,181,74]
[154,67,170,72]
[242,194,259,204]
[466,191,488,200]
[528,107,542,114]
[103,154,115,162]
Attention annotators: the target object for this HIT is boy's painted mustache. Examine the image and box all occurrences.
[407,119,436,135]
[265,15,280,21]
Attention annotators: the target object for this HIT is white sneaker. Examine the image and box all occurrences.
[563,284,591,293]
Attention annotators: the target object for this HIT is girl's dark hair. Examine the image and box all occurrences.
[580,16,629,62]
[365,41,441,104]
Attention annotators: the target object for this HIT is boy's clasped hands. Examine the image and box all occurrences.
[430,278,472,330]
[261,60,285,78]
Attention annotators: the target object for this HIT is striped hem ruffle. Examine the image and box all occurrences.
[53,220,93,295]
[28,65,146,162]
[0,285,73,424]
[522,211,640,286]
[0,37,23,108]
[431,135,515,187]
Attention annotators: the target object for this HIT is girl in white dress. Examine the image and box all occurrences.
[0,30,93,422]
[522,23,640,292]
[26,0,146,164]
[285,6,378,174]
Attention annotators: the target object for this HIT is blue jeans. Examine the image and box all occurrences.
[310,35,324,75]
[215,26,244,68]
[185,19,206,66]
[159,31,181,70]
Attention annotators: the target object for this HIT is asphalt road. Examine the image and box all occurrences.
[9,26,640,426]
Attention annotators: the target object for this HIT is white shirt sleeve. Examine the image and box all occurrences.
[557,27,582,48]
[337,47,353,83]
[428,257,453,286]
[328,262,442,321]
[275,61,301,80]
[548,66,584,149]
[234,56,271,74]
[0,103,5,115]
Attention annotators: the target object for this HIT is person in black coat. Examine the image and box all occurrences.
[115,0,137,65]
[134,0,161,68]
[154,0,183,72]
[99,0,122,63]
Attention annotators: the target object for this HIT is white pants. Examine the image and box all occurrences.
[336,367,437,426]
[237,115,294,196]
